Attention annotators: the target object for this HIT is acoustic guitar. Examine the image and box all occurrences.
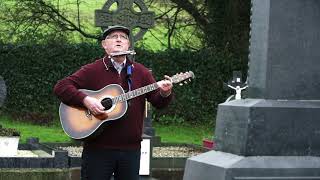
[59,71,195,139]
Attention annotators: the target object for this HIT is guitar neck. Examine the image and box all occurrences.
[112,82,159,104]
[111,71,195,104]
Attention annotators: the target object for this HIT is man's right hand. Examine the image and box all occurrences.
[83,96,107,117]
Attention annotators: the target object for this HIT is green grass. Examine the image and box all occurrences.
[0,116,213,145]
[154,123,213,145]
[0,116,72,143]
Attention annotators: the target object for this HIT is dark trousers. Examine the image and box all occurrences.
[81,148,141,180]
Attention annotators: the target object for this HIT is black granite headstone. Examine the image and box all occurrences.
[144,101,155,136]
[216,0,320,157]
[184,0,320,179]
[0,76,6,107]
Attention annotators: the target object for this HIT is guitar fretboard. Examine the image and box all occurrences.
[112,83,159,104]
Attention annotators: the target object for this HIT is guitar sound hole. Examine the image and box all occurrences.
[101,98,113,110]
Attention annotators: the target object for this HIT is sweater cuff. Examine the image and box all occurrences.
[75,91,88,107]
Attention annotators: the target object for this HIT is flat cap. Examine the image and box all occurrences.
[101,25,130,40]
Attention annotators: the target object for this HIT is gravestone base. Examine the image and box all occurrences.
[183,151,320,180]
[144,127,155,137]
[215,99,320,156]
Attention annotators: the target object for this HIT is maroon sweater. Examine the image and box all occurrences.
[54,56,173,150]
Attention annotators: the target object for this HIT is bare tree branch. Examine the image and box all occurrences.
[148,29,168,48]
[167,8,180,49]
[1,0,99,42]
[155,6,177,20]
[36,0,98,39]
[1,0,220,50]
[76,0,81,29]
[169,0,209,30]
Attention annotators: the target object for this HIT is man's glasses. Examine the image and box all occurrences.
[106,34,129,40]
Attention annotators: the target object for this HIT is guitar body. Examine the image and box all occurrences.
[58,71,195,140]
[59,84,127,139]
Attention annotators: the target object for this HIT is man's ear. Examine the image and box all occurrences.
[101,40,106,49]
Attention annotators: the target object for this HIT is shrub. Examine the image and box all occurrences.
[0,43,248,125]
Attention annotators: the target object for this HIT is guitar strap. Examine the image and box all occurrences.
[126,64,133,92]
[125,65,133,108]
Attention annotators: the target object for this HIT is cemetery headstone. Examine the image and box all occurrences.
[0,76,6,107]
[184,0,320,179]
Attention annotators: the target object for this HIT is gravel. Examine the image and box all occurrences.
[6,146,204,158]
[59,146,83,157]
[58,146,204,158]
[152,146,203,157]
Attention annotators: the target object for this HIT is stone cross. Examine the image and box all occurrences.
[0,76,6,107]
[95,0,155,47]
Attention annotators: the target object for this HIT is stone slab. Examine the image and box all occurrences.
[215,99,320,156]
[183,151,244,180]
[183,151,320,180]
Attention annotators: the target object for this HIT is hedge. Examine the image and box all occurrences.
[0,43,248,125]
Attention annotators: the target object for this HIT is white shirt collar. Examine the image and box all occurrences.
[111,58,126,74]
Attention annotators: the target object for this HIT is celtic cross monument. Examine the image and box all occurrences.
[95,0,155,48]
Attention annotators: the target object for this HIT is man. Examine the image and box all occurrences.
[54,25,173,180]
